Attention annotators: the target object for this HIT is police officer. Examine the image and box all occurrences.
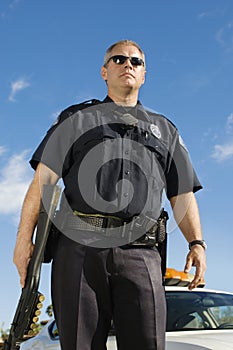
[13,40,206,350]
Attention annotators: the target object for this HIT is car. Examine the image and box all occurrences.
[19,318,116,350]
[20,269,233,350]
[165,286,233,350]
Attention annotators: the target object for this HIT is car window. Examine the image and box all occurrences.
[172,311,207,330]
[209,305,233,328]
[166,291,233,331]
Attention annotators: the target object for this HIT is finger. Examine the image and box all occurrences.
[20,275,25,289]
[18,266,27,288]
[188,265,203,290]
[19,258,30,288]
[184,255,192,273]
[189,275,201,290]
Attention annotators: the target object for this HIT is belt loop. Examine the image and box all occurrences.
[103,217,108,229]
[120,221,127,238]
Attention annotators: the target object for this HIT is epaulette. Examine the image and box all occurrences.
[145,107,178,131]
[56,99,101,124]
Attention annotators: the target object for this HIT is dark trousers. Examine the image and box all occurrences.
[51,234,166,350]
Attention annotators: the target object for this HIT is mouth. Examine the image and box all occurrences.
[120,72,135,78]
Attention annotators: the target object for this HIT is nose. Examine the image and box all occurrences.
[124,57,133,69]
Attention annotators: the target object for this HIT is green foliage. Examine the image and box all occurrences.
[0,322,9,341]
[46,304,54,318]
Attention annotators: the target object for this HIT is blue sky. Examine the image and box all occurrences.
[1,0,233,330]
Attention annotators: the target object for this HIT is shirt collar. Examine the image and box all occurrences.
[102,96,151,123]
[102,95,141,106]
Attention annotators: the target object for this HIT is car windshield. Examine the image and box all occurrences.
[166,291,233,331]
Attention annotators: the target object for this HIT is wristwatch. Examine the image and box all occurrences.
[189,240,207,250]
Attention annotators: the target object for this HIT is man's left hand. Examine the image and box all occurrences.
[184,245,206,290]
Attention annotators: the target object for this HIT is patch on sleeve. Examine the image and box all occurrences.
[179,135,188,151]
[51,115,61,126]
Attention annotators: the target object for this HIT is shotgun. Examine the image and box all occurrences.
[3,184,61,350]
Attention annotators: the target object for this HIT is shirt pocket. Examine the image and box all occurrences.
[143,136,167,172]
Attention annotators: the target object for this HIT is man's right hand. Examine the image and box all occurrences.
[13,236,34,288]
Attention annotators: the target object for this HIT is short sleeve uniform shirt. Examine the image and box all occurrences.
[30,97,202,220]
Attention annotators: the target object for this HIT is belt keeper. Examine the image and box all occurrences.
[103,217,108,228]
[121,221,127,238]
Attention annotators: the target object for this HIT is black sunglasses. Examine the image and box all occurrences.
[106,55,144,67]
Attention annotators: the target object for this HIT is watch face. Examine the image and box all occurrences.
[202,241,207,249]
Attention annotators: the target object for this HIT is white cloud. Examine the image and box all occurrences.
[215,27,225,46]
[50,110,62,122]
[211,143,233,162]
[9,0,21,10]
[0,146,7,156]
[211,114,233,162]
[215,21,233,51]
[1,0,21,18]
[8,78,30,102]
[197,8,225,20]
[226,113,233,134]
[197,11,213,20]
[0,150,32,215]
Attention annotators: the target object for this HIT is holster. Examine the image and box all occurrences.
[125,209,168,276]
[128,209,168,246]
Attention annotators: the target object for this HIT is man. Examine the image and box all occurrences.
[14,40,206,350]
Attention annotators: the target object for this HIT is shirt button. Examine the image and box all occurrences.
[125,150,129,155]
[125,170,130,175]
[123,193,128,197]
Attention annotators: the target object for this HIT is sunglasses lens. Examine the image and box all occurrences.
[110,55,144,66]
[130,57,144,66]
[112,55,127,64]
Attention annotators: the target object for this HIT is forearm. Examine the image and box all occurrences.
[169,191,202,243]
[17,163,59,240]
[17,178,41,242]
[14,163,59,287]
[169,191,206,289]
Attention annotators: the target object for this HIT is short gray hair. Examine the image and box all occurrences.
[103,39,146,67]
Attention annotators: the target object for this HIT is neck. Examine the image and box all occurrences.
[107,90,139,107]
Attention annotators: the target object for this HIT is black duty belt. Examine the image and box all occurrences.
[61,211,162,246]
[71,211,125,231]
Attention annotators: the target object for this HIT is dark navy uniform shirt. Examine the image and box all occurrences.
[30,96,202,220]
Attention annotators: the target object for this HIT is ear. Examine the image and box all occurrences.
[141,69,146,85]
[101,66,107,81]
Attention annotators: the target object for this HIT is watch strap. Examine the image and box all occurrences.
[189,240,207,250]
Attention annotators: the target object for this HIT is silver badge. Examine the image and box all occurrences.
[150,124,161,139]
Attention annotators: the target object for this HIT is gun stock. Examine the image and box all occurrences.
[3,184,61,350]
